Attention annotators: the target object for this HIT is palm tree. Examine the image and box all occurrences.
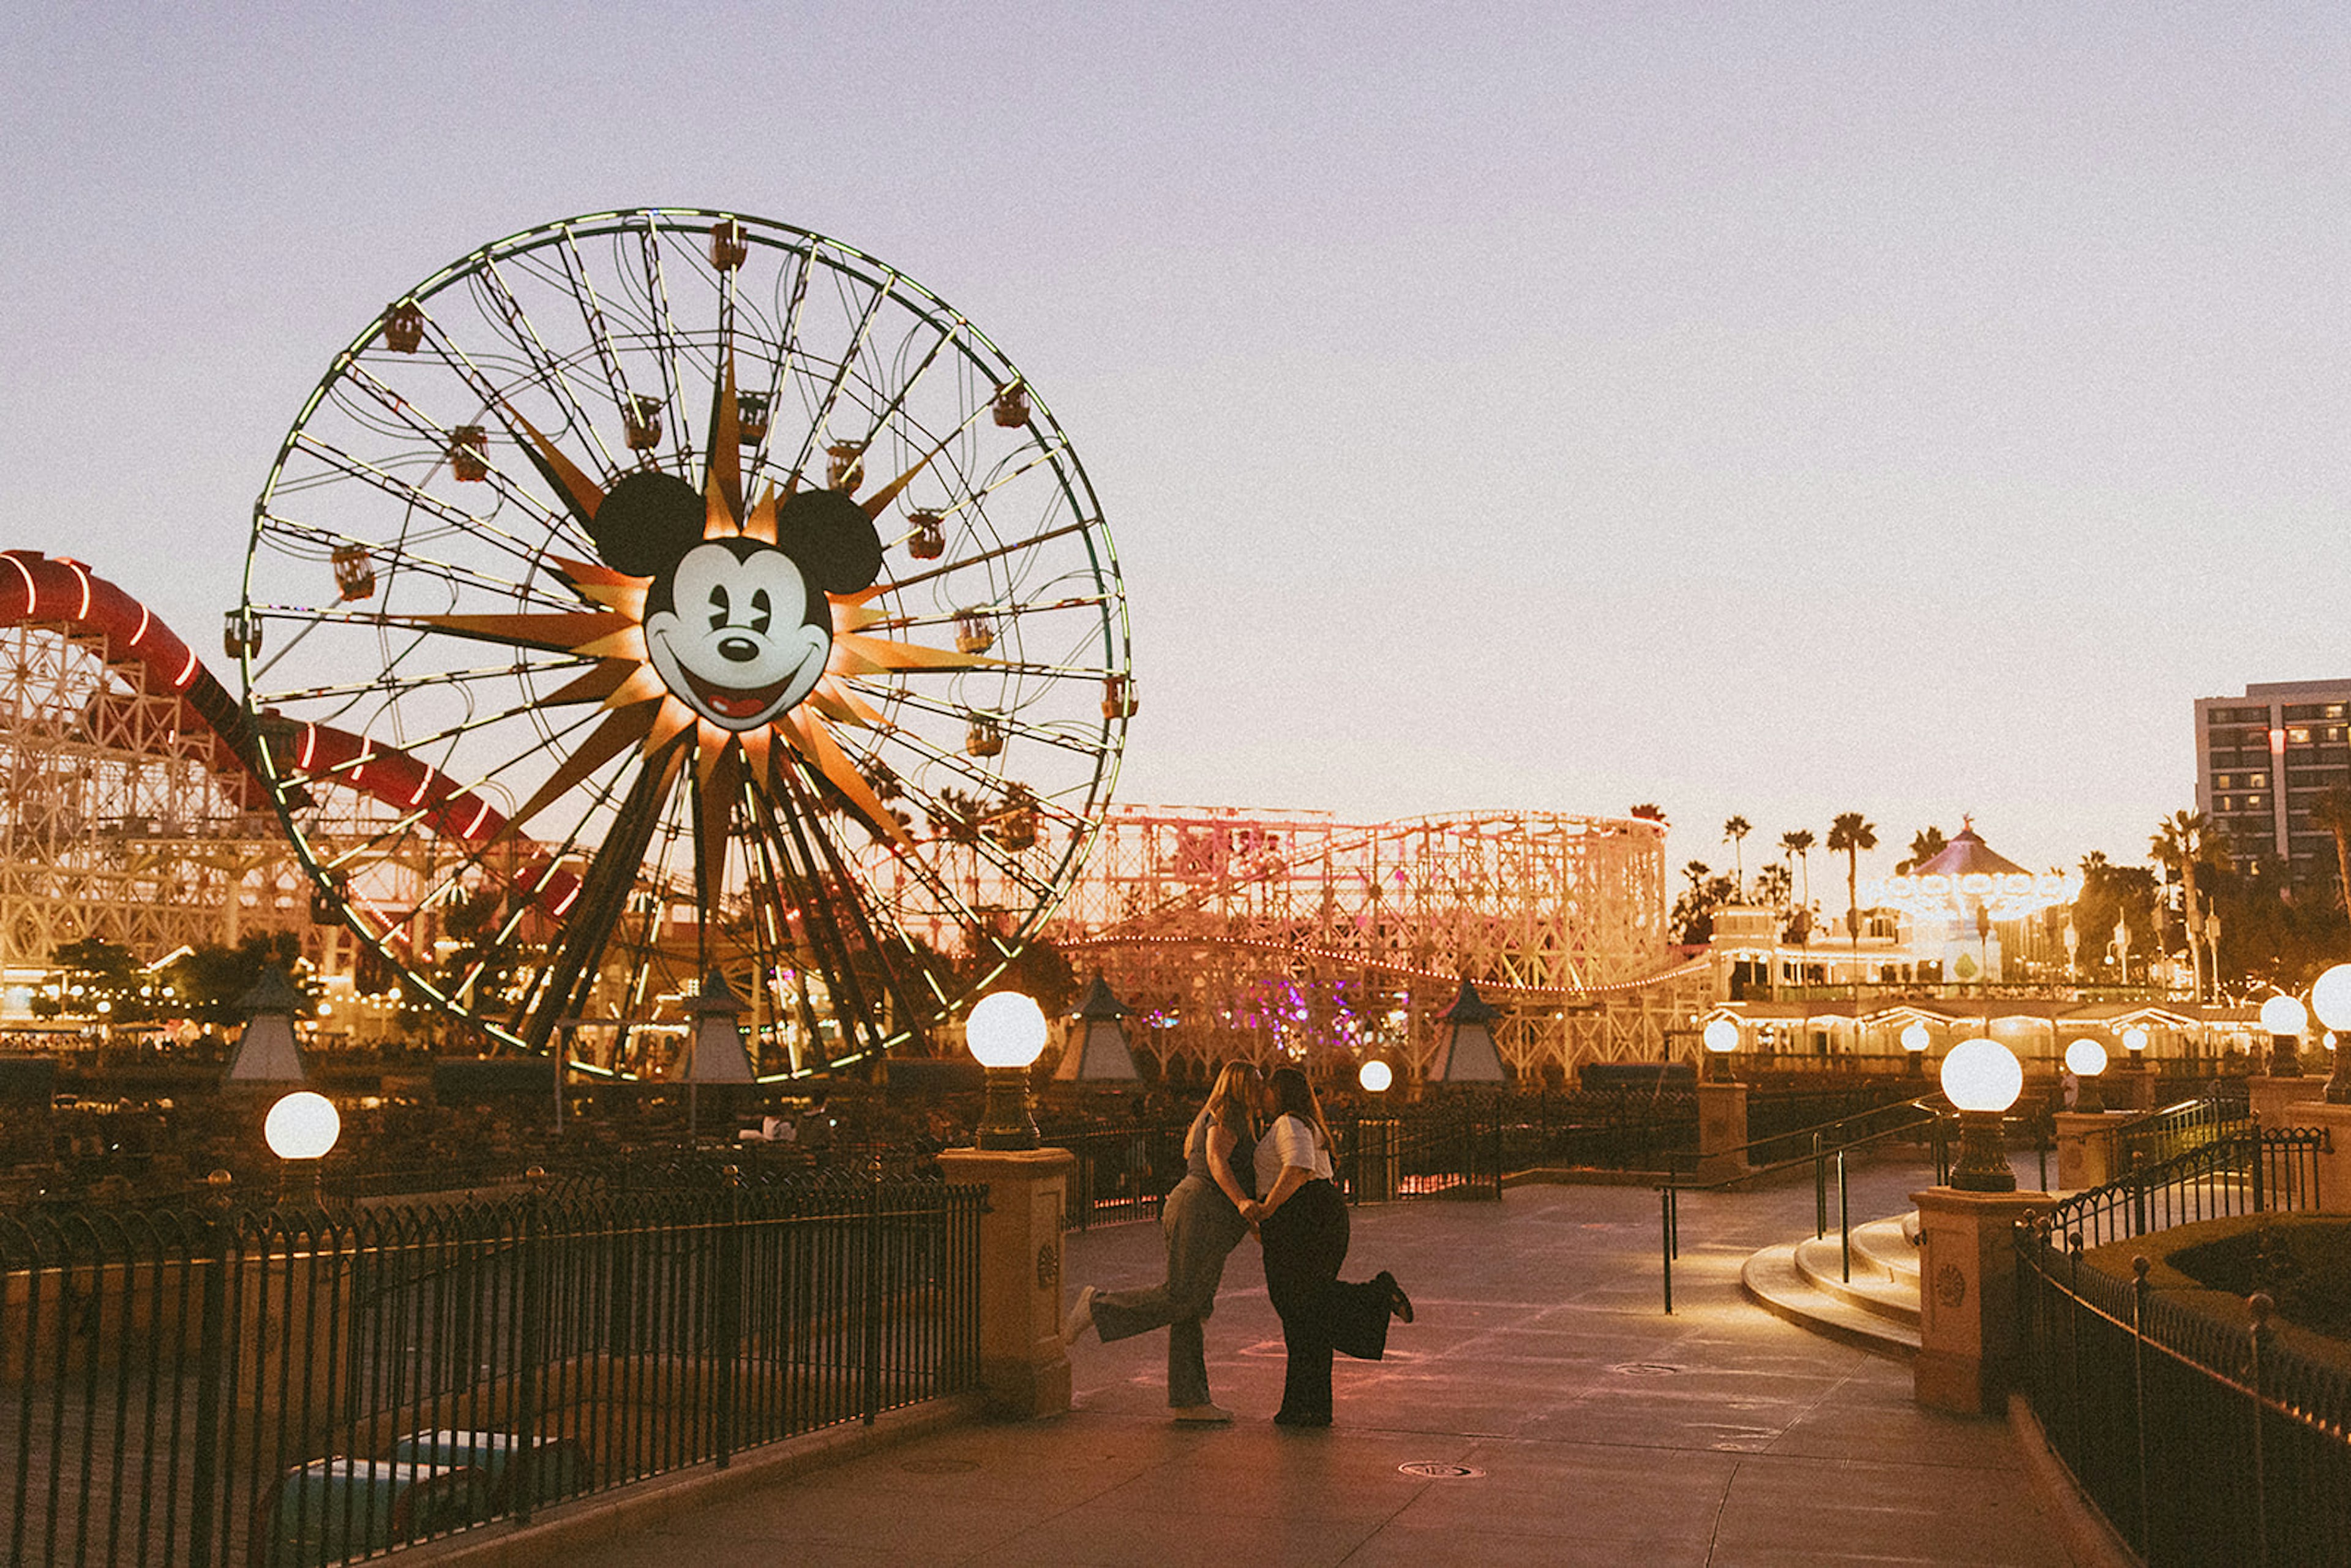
[1630,803,1668,827]
[1781,828,1815,909]
[1898,825,1947,874]
[2310,784,2351,918]
[1722,816,1752,894]
[2150,809,2228,1002]
[1827,812,1877,966]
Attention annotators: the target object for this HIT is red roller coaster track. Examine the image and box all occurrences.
[0,549,580,944]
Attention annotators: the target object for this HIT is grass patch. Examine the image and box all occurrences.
[2167,1217,2351,1339]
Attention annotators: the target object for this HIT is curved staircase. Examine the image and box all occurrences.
[1741,1212,1921,1355]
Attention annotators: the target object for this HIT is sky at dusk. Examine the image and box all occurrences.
[3,3,2344,888]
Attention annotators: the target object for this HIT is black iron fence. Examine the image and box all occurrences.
[1340,1108,1502,1203]
[2017,1212,2351,1565]
[2,1170,981,1567]
[2039,1128,2328,1250]
[1497,1090,1694,1171]
[1057,1107,1505,1231]
[2117,1093,2252,1174]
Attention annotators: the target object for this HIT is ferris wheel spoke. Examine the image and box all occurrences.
[876,514,1095,599]
[476,256,625,476]
[284,427,566,569]
[255,658,583,708]
[552,226,647,448]
[782,256,891,481]
[632,216,700,478]
[254,516,587,615]
[326,362,584,547]
[846,318,959,458]
[516,741,684,1052]
[861,590,1116,637]
[753,762,919,1057]
[854,681,1112,759]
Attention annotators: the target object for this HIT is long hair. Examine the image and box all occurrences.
[1203,1062,1259,1139]
[1266,1066,1333,1151]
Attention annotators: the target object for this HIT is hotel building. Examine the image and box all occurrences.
[2194,679,2351,880]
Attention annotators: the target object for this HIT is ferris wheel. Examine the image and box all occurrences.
[239,208,1132,1068]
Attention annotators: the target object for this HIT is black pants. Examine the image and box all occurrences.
[1258,1179,1392,1422]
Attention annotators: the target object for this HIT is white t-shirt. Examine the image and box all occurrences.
[1255,1112,1333,1188]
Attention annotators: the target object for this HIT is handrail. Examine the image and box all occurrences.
[1659,1095,1950,1312]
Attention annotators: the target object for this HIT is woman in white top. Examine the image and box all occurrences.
[1249,1066,1412,1427]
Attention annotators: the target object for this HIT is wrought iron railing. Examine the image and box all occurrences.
[1341,1108,1503,1204]
[2,1171,981,1567]
[2016,1210,2351,1565]
[1057,1106,1506,1231]
[2116,1093,2252,1174]
[2040,1128,2328,1249]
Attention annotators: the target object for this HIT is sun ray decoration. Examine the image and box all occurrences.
[242,208,1131,1071]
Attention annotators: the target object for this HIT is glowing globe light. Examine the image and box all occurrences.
[2310,966,2351,1032]
[264,1091,340,1161]
[1940,1039,2023,1114]
[1703,1019,1739,1054]
[967,991,1047,1150]
[1940,1039,2022,1192]
[2260,994,2309,1037]
[966,991,1048,1068]
[1900,1022,1930,1053]
[2313,966,2351,1105]
[2063,1038,2108,1078]
[2120,1026,2148,1055]
[1359,1060,1394,1093]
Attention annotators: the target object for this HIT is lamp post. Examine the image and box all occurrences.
[2260,993,2309,1079]
[1940,1038,2022,1192]
[1900,1021,1930,1078]
[1703,1017,1739,1083]
[2312,965,2351,1104]
[2063,1038,2107,1114]
[968,991,1048,1150]
[264,1089,340,1207]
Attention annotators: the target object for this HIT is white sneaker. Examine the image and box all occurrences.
[1171,1403,1233,1424]
[1060,1284,1097,1346]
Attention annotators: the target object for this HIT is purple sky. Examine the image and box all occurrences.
[4,3,2345,887]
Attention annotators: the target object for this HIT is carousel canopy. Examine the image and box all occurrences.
[1862,820,2079,925]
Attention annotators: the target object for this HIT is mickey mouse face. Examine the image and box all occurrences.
[588,470,886,735]
[644,539,828,730]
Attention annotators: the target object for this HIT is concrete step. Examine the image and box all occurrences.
[1741,1213,1922,1357]
[1793,1217,1919,1327]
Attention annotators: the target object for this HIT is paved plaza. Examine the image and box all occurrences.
[504,1155,2100,1567]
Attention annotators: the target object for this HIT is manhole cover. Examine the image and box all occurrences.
[1398,1461,1485,1480]
[898,1458,981,1474]
[1610,1362,1681,1376]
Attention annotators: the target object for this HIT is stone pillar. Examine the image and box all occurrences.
[2110,1063,2155,1111]
[2301,1103,2351,1217]
[2249,1075,2326,1131]
[1696,1081,1749,1183]
[2052,1111,2126,1191]
[936,1147,1076,1419]
[1912,1187,2049,1416]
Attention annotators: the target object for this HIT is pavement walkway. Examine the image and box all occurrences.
[546,1153,2095,1567]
